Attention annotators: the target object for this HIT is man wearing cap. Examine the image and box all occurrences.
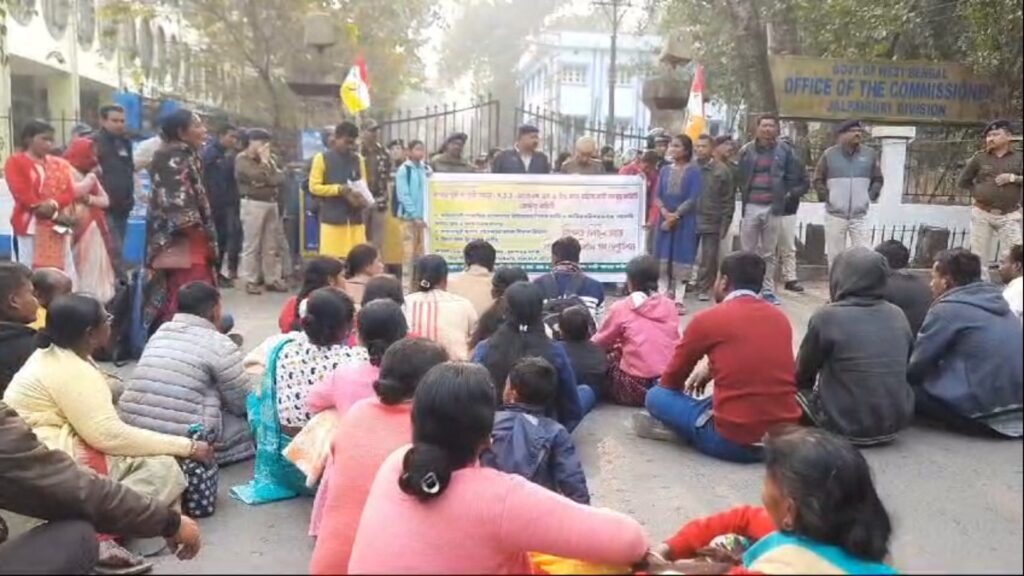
[235,128,287,294]
[958,120,1023,266]
[492,125,552,174]
[813,119,883,267]
[431,133,475,173]
[561,136,604,175]
[360,118,392,250]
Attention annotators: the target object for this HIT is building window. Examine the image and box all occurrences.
[615,70,633,87]
[119,17,138,60]
[168,36,181,88]
[11,0,37,25]
[138,19,154,75]
[154,27,166,83]
[77,0,96,49]
[98,1,117,57]
[43,0,71,39]
[561,65,587,85]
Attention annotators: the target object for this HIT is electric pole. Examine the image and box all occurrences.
[594,0,631,149]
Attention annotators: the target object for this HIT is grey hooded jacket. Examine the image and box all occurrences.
[909,282,1023,438]
[796,247,915,445]
[118,314,254,464]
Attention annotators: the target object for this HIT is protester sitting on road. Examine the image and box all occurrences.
[473,281,583,431]
[0,401,203,574]
[403,254,478,361]
[593,255,679,407]
[307,299,409,416]
[909,249,1023,438]
[119,282,254,465]
[481,357,590,505]
[558,306,608,410]
[647,428,896,575]
[233,288,369,505]
[534,235,606,321]
[279,256,345,333]
[875,239,933,335]
[342,243,384,307]
[999,244,1023,320]
[0,263,40,395]
[448,239,498,316]
[469,266,529,351]
[641,252,801,463]
[3,294,209,568]
[28,267,72,330]
[347,362,648,574]
[309,338,449,574]
[361,273,405,307]
[795,247,915,447]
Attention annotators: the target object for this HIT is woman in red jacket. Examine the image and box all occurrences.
[3,120,82,281]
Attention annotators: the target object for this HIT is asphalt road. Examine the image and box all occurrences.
[145,285,1023,575]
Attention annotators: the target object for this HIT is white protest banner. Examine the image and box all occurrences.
[425,174,646,282]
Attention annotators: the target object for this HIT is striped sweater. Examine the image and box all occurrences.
[403,290,479,360]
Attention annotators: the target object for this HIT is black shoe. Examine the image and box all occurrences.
[218,275,234,288]
[784,281,805,293]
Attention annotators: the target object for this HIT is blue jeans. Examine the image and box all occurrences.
[578,385,597,416]
[645,387,763,464]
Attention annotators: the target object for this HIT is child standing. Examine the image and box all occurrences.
[593,256,679,406]
[29,267,73,330]
[482,357,590,505]
[395,140,432,292]
[648,427,897,574]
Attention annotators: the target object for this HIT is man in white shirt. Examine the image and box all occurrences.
[998,244,1023,320]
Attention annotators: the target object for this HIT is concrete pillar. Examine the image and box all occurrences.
[872,125,916,225]
[47,74,79,146]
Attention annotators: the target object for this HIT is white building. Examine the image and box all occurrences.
[518,30,660,130]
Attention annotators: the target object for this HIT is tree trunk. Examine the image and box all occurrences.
[724,0,777,134]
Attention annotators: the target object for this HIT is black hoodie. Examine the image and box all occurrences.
[796,247,915,444]
[0,322,37,395]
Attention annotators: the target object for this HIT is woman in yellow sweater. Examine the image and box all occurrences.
[3,295,214,508]
[308,121,371,258]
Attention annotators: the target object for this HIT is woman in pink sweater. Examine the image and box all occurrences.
[348,362,650,574]
[309,338,449,574]
[306,299,409,416]
[592,256,680,406]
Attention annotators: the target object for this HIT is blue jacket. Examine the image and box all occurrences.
[737,140,808,216]
[480,403,590,504]
[395,160,432,220]
[908,282,1023,437]
[472,340,583,432]
[201,141,239,211]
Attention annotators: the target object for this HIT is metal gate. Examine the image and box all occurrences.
[514,105,649,157]
[377,96,502,162]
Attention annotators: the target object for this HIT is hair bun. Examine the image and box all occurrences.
[398,444,453,502]
[373,376,406,406]
[419,279,432,290]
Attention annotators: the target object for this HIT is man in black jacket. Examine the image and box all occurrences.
[795,247,915,446]
[202,124,241,285]
[0,402,202,573]
[0,263,38,396]
[92,104,135,274]
[875,239,934,336]
[491,125,552,174]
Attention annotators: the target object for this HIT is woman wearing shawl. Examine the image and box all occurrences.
[654,134,702,310]
[63,137,117,303]
[3,120,83,284]
[144,110,219,332]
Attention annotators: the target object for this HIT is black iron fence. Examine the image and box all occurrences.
[376,97,502,162]
[514,105,649,159]
[796,222,974,266]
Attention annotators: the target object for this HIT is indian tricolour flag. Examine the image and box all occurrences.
[341,54,371,115]
[684,64,706,141]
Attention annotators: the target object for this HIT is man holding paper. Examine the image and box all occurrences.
[308,122,372,258]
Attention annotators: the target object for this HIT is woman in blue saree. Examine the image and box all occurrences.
[654,134,702,310]
[231,287,368,505]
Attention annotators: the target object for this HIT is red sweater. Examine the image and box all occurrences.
[666,505,776,559]
[661,295,800,445]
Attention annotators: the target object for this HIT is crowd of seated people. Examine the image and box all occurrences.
[2,225,1020,575]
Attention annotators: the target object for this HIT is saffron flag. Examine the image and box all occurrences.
[684,64,706,141]
[341,54,371,115]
